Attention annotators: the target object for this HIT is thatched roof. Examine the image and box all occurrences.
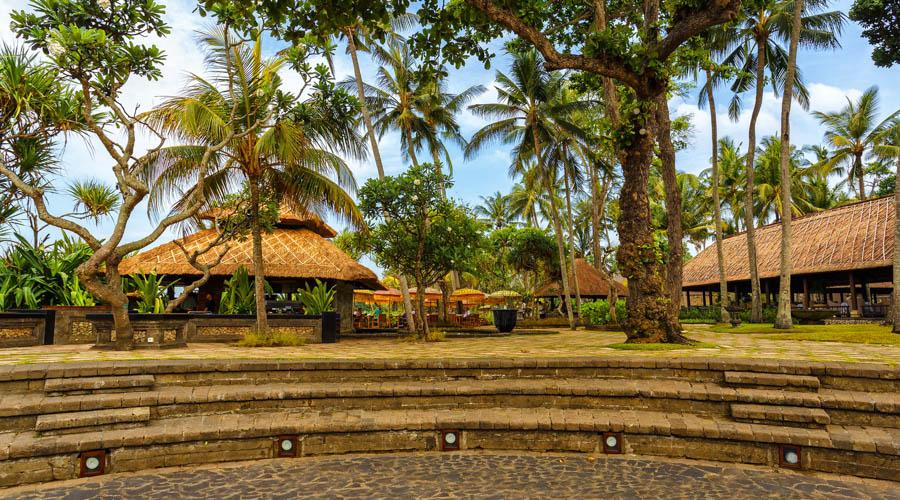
[535,258,627,298]
[683,196,894,288]
[119,211,383,290]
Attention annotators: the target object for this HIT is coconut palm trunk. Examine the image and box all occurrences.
[249,178,269,335]
[893,154,900,333]
[589,163,603,270]
[744,43,766,323]
[655,95,683,322]
[706,69,731,324]
[562,160,582,315]
[774,0,804,329]
[855,154,866,200]
[533,130,575,329]
[345,29,416,333]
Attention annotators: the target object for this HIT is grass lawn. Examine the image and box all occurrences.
[708,323,900,345]
[606,342,718,351]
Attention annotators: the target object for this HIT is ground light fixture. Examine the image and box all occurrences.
[602,432,622,454]
[79,450,106,477]
[779,445,801,469]
[440,430,460,451]
[276,435,299,457]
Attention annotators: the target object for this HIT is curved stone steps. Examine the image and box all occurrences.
[1,407,897,484]
[34,407,150,434]
[1,378,896,433]
[43,375,154,395]
[731,403,831,427]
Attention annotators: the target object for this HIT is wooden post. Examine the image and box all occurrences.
[702,290,707,307]
[802,278,810,309]
[849,272,859,317]
[685,291,691,308]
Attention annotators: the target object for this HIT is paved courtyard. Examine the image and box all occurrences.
[5,453,898,499]
[1,325,897,365]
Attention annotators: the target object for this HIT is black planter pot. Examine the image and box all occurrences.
[492,308,517,333]
[321,312,340,343]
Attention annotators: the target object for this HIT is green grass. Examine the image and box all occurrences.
[708,323,900,345]
[605,341,718,351]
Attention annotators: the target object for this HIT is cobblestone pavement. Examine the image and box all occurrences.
[5,453,898,499]
[1,325,898,365]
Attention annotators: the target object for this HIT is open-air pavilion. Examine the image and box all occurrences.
[118,209,384,332]
[682,197,894,318]
[535,258,627,303]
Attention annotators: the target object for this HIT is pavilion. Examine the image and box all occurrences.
[681,196,894,317]
[535,258,627,300]
[119,209,384,332]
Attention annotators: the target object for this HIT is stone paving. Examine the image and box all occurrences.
[5,452,898,499]
[0,325,898,365]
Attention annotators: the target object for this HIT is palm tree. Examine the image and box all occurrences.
[813,87,899,200]
[508,172,546,228]
[144,29,364,335]
[873,121,900,331]
[475,191,514,229]
[465,50,591,329]
[754,136,812,222]
[718,0,845,322]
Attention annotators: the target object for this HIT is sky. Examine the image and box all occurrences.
[1,0,898,274]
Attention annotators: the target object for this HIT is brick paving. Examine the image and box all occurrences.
[0,325,898,366]
[5,452,898,499]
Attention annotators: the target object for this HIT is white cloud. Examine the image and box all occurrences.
[673,82,865,175]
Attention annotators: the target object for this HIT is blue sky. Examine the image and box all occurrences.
[1,0,898,273]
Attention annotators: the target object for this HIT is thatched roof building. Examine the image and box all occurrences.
[682,196,894,315]
[535,258,627,299]
[119,210,384,291]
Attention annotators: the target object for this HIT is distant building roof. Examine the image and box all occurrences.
[535,258,627,298]
[683,196,894,288]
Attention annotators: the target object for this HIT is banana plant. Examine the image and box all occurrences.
[294,279,336,315]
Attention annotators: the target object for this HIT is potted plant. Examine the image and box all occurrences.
[296,279,338,342]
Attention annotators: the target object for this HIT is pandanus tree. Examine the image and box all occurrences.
[144,28,365,336]
[717,0,844,322]
[466,50,592,330]
[813,87,899,200]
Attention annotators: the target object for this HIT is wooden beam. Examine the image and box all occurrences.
[802,278,810,309]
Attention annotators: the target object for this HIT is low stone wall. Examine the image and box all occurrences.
[86,313,333,348]
[44,306,110,344]
[0,312,47,348]
[0,357,896,488]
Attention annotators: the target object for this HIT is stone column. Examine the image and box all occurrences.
[334,282,355,333]
[849,272,859,317]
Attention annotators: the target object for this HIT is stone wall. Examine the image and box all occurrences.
[0,357,896,487]
[0,313,46,347]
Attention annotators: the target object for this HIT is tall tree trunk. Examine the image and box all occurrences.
[347,29,385,179]
[589,162,603,269]
[892,155,900,332]
[744,43,766,323]
[775,0,803,329]
[347,31,416,333]
[616,109,687,343]
[706,69,731,324]
[249,178,269,336]
[655,95,683,324]
[855,154,867,200]
[562,156,582,315]
[533,130,574,329]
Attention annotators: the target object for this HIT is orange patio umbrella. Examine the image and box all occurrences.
[353,289,375,304]
[450,288,486,304]
[373,288,403,305]
[409,287,442,304]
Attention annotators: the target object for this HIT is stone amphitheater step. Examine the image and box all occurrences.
[34,407,151,434]
[43,375,155,395]
[731,403,831,426]
[1,407,897,481]
[1,379,894,432]
[724,371,820,391]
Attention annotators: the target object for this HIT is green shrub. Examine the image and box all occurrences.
[679,307,721,323]
[739,306,777,323]
[220,266,271,314]
[580,299,627,326]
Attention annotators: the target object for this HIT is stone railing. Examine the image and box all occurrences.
[0,357,896,487]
